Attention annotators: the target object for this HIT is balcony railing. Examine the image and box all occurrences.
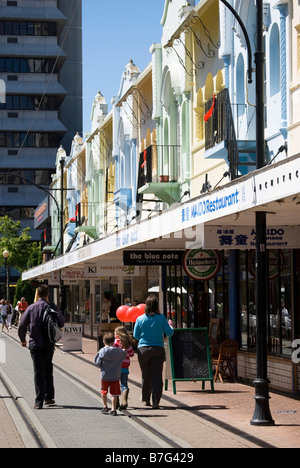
[205,88,239,180]
[137,144,181,189]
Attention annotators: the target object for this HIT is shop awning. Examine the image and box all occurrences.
[22,153,300,282]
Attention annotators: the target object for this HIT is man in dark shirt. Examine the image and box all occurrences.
[18,284,65,409]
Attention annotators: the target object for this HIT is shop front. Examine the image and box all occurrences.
[58,262,150,339]
[161,250,229,336]
[23,154,300,394]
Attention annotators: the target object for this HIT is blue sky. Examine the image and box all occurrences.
[82,1,165,134]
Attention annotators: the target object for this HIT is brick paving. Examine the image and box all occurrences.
[1,328,300,448]
[54,335,300,449]
[0,393,24,448]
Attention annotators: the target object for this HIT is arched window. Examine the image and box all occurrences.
[236,54,246,124]
[163,118,169,176]
[205,73,214,102]
[270,24,280,97]
[195,88,204,142]
[216,70,224,93]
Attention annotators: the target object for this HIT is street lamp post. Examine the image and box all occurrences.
[57,146,66,312]
[219,0,274,426]
[2,250,10,301]
[250,0,274,426]
[58,146,67,256]
[57,146,66,314]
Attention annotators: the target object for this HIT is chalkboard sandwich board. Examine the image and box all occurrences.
[165,328,214,395]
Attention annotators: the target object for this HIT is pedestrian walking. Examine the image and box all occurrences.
[100,292,111,323]
[110,296,120,323]
[113,326,135,410]
[18,284,65,410]
[6,301,12,329]
[94,333,126,416]
[133,294,174,409]
[0,300,9,332]
[17,297,28,324]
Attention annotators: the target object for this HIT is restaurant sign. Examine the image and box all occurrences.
[203,226,300,250]
[123,251,184,266]
[34,196,50,229]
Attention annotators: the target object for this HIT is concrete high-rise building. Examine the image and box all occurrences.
[0,0,82,240]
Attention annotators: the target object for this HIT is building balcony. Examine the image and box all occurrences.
[204,88,261,178]
[137,144,180,205]
[114,187,132,212]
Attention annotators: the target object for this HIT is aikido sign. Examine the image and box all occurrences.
[183,249,221,281]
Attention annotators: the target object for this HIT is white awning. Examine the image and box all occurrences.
[22,154,300,281]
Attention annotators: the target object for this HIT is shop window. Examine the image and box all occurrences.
[163,255,229,335]
[239,249,292,356]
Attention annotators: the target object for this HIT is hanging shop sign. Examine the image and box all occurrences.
[97,265,140,277]
[183,249,221,281]
[34,196,50,229]
[203,226,300,250]
[123,250,184,266]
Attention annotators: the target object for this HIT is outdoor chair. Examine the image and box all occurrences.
[213,339,239,383]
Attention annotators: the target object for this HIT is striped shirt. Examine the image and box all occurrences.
[114,338,134,369]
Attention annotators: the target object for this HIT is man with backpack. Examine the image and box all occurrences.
[18,284,65,410]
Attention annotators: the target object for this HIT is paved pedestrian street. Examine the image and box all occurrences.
[0,332,161,449]
[1,328,300,449]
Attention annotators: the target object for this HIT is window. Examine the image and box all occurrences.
[0,58,57,74]
[0,132,59,148]
[0,20,57,36]
[0,170,55,185]
[297,25,300,78]
[269,24,280,96]
[195,89,204,142]
[19,22,27,35]
[12,133,20,147]
[239,250,292,356]
[236,54,245,115]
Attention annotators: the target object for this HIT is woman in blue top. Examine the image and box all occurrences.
[133,295,174,409]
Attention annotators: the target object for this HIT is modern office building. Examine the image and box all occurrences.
[0,0,82,296]
[0,0,82,239]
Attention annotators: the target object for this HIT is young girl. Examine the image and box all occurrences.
[114,326,135,410]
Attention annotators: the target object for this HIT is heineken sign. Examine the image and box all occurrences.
[183,249,220,281]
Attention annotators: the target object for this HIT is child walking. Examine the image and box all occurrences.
[114,326,135,410]
[94,333,126,416]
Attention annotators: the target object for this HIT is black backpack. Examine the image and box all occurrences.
[43,305,63,344]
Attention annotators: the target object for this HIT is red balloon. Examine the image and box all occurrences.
[127,305,145,323]
[116,305,129,322]
[137,303,146,314]
[125,306,139,323]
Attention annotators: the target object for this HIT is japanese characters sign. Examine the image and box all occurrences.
[203,226,300,250]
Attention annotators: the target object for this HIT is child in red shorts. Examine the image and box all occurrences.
[94,333,126,416]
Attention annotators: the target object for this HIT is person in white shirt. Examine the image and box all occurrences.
[0,299,9,332]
